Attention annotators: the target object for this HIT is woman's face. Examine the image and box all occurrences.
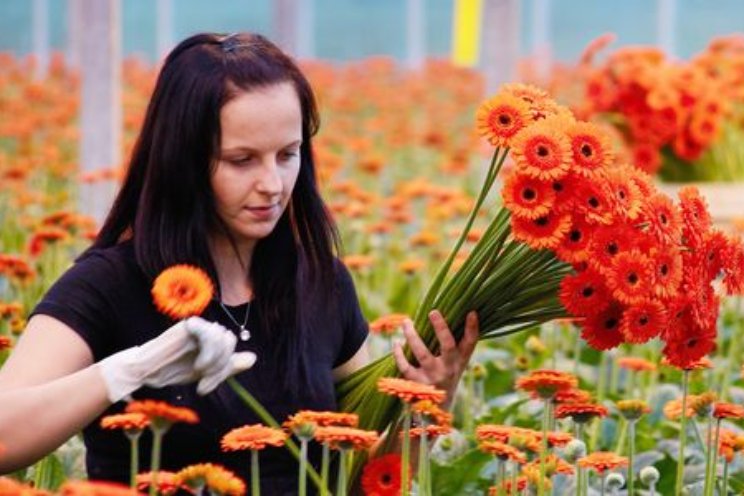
[211,82,303,249]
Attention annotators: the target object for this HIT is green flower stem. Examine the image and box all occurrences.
[400,405,412,496]
[298,438,308,496]
[703,414,714,496]
[320,443,330,496]
[600,472,607,496]
[417,424,430,496]
[722,460,730,496]
[613,419,627,455]
[707,418,722,496]
[148,424,168,496]
[251,449,260,496]
[510,465,518,496]
[336,449,348,496]
[675,370,690,496]
[125,430,142,488]
[590,353,609,451]
[628,420,636,496]
[227,379,325,492]
[538,398,550,496]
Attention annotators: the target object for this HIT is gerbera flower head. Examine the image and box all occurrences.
[664,396,696,420]
[58,481,137,496]
[490,476,528,495]
[369,314,409,337]
[151,265,214,320]
[361,454,409,496]
[221,424,287,451]
[606,250,653,305]
[616,399,651,420]
[620,299,667,344]
[722,236,744,295]
[566,121,614,177]
[558,269,612,318]
[100,413,149,433]
[714,402,744,419]
[514,370,578,399]
[511,211,572,251]
[555,403,609,423]
[600,165,644,220]
[125,400,199,430]
[475,93,532,147]
[617,357,656,372]
[407,424,453,439]
[511,119,572,181]
[662,319,717,369]
[524,453,575,476]
[136,471,184,496]
[313,426,380,451]
[577,452,628,474]
[0,477,49,496]
[501,172,556,220]
[377,377,446,404]
[641,193,682,245]
[554,388,593,404]
[478,440,527,463]
[411,400,452,426]
[649,247,683,299]
[580,303,625,351]
[176,463,245,496]
[678,186,712,246]
[573,176,615,226]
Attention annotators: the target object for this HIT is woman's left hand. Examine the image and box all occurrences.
[392,310,479,408]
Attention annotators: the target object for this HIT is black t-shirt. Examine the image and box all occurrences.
[31,241,368,495]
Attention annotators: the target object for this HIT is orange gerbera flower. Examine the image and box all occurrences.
[722,237,744,295]
[511,120,572,181]
[555,214,595,263]
[642,193,682,245]
[58,481,137,496]
[511,211,572,251]
[621,300,667,344]
[411,400,452,426]
[176,463,245,496]
[369,314,409,336]
[221,424,287,451]
[555,403,609,423]
[649,247,683,299]
[559,270,612,317]
[0,336,12,351]
[617,357,657,372]
[566,122,614,177]
[151,265,214,320]
[524,453,575,476]
[313,426,379,451]
[631,142,661,175]
[606,250,653,305]
[100,413,149,432]
[475,93,532,147]
[580,303,625,351]
[489,476,528,495]
[714,402,744,419]
[125,400,199,427]
[663,396,698,420]
[136,471,184,496]
[478,440,527,463]
[601,166,644,220]
[361,454,409,496]
[0,477,49,496]
[662,320,717,370]
[377,377,446,404]
[573,178,615,226]
[284,410,359,429]
[678,186,711,246]
[554,389,593,404]
[577,452,628,474]
[587,224,643,272]
[617,400,651,420]
[407,424,453,439]
[515,370,578,399]
[539,431,574,448]
[501,172,556,220]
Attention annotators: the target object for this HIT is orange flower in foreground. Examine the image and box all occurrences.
[136,471,184,496]
[284,410,359,429]
[151,265,214,320]
[125,400,199,426]
[515,370,578,399]
[411,400,452,426]
[554,389,593,404]
[511,211,572,251]
[577,452,628,474]
[176,464,245,496]
[221,424,287,451]
[566,122,614,177]
[664,396,697,420]
[314,426,379,451]
[555,403,609,423]
[377,377,446,404]
[617,400,651,420]
[478,440,527,463]
[511,119,572,181]
[0,477,49,495]
[475,93,532,147]
[369,314,410,337]
[617,357,657,372]
[100,413,149,432]
[501,172,556,220]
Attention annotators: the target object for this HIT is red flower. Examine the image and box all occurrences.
[601,166,643,220]
[573,178,615,226]
[555,214,596,264]
[722,237,744,294]
[678,186,711,247]
[511,119,572,181]
[566,122,614,177]
[361,454,408,496]
[641,193,682,245]
[606,250,653,305]
[662,314,717,369]
[559,270,611,317]
[511,211,572,250]
[588,224,647,273]
[649,247,683,299]
[580,303,625,351]
[621,300,667,344]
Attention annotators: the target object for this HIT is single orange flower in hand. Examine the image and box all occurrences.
[152,265,214,320]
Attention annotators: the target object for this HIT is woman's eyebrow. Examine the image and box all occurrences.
[221,140,302,155]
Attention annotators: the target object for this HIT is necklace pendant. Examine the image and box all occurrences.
[239,326,251,342]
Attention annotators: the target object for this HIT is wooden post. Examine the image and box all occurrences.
[531,0,552,83]
[481,0,520,94]
[66,0,82,69]
[32,0,49,80]
[156,0,174,60]
[406,0,425,70]
[79,0,121,224]
[657,0,677,57]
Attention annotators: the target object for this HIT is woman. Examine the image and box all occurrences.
[0,33,478,493]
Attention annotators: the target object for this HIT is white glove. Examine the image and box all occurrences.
[98,316,257,402]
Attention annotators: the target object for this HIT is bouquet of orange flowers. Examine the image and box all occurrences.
[337,83,744,472]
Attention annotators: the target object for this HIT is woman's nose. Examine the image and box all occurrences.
[255,159,283,195]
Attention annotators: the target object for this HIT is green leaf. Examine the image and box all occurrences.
[32,453,66,491]
[430,449,492,495]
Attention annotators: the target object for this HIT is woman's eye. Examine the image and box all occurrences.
[230,156,253,165]
[280,150,299,161]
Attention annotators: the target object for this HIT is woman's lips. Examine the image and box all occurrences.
[244,204,279,220]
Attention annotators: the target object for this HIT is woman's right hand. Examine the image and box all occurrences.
[98,316,256,402]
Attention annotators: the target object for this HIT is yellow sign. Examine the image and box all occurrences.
[452,0,483,67]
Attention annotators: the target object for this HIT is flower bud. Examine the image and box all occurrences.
[525,335,546,355]
[561,439,586,463]
[639,466,660,486]
[605,473,625,490]
[471,362,487,381]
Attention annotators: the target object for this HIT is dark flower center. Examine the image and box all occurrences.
[588,197,600,208]
[660,264,669,276]
[535,216,549,227]
[552,182,563,192]
[607,242,619,255]
[628,272,639,284]
[498,114,512,126]
[381,473,393,486]
[660,213,668,225]
[582,286,594,298]
[580,143,593,157]
[570,230,582,242]
[522,188,537,201]
[605,317,618,329]
[537,145,550,157]
[639,316,649,325]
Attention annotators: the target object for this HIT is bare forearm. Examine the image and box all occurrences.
[0,365,110,472]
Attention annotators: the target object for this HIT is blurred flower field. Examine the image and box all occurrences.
[2,40,744,495]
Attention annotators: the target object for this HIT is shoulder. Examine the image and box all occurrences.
[72,240,140,281]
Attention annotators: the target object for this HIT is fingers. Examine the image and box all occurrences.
[402,319,433,367]
[197,352,257,395]
[458,311,479,362]
[392,340,424,382]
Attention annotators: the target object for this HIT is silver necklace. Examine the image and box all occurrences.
[217,300,251,342]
